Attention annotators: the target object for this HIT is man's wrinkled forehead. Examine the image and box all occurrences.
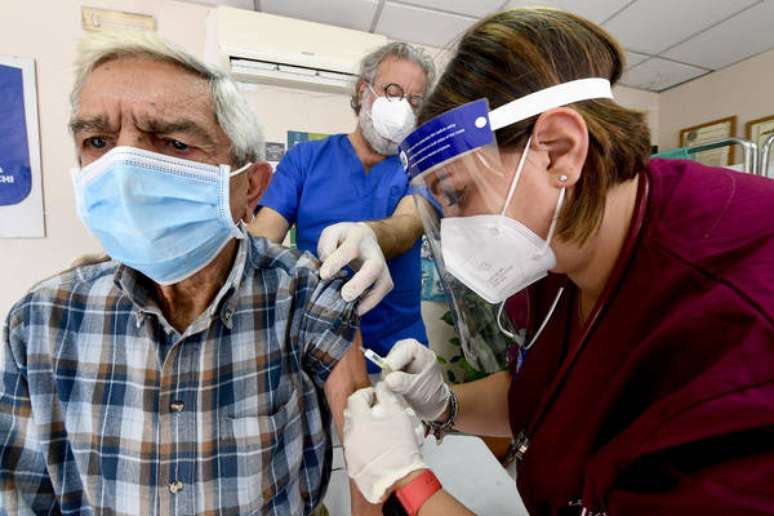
[374,56,427,96]
[73,56,219,136]
[69,112,216,147]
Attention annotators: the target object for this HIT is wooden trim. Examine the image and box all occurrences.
[745,114,774,140]
[679,116,737,165]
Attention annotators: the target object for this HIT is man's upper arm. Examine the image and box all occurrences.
[367,195,424,259]
[323,330,369,432]
[249,149,307,243]
[324,330,369,396]
[0,311,59,513]
[295,263,361,389]
[256,148,305,225]
[392,195,423,239]
[248,206,290,244]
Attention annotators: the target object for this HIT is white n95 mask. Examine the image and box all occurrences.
[370,94,416,144]
[440,216,557,304]
[439,136,565,304]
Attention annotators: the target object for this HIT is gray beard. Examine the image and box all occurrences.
[359,106,399,156]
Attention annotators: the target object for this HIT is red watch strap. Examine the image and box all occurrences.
[395,470,442,516]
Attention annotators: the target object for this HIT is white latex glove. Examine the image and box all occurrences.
[344,382,428,504]
[317,222,394,315]
[383,339,451,422]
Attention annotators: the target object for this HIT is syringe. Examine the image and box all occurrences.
[360,346,391,373]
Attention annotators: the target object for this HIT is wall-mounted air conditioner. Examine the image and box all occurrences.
[206,7,389,93]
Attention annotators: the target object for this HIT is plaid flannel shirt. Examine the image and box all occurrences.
[0,234,358,515]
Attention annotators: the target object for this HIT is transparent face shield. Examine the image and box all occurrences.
[400,79,613,373]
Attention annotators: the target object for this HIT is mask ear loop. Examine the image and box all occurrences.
[500,135,533,217]
[223,162,252,239]
[539,185,566,255]
[495,137,566,347]
[514,177,567,349]
[497,301,518,340]
[229,162,252,177]
[364,85,380,120]
[498,134,566,256]
[497,287,565,349]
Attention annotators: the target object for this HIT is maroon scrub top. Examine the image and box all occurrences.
[506,159,774,515]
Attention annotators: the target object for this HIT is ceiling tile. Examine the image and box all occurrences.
[376,2,478,48]
[506,0,632,23]
[662,1,774,69]
[625,50,650,69]
[603,0,759,54]
[619,57,707,91]
[397,0,505,17]
[260,0,379,32]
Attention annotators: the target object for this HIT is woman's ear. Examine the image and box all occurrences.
[243,161,273,221]
[532,107,588,188]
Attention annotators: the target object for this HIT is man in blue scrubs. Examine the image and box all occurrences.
[250,42,435,372]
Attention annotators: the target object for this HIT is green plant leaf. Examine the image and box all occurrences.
[458,357,488,382]
[440,311,454,326]
[436,356,447,365]
[447,370,457,383]
[450,355,461,363]
[448,337,461,347]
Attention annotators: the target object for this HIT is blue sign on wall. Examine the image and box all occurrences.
[0,64,32,206]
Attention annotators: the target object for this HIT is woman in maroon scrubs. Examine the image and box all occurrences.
[342,7,774,516]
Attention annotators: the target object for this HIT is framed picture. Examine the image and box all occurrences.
[745,114,774,151]
[679,116,737,167]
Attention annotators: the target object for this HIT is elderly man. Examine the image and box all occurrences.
[250,43,435,373]
[0,32,374,515]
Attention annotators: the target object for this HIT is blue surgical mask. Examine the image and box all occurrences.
[71,146,249,285]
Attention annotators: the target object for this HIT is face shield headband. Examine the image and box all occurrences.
[399,78,613,373]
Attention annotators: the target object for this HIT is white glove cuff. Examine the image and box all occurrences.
[355,221,377,238]
[427,382,452,421]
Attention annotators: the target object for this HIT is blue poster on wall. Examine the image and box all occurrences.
[0,56,44,238]
[0,64,32,206]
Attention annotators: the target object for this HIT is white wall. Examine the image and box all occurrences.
[238,83,354,144]
[658,48,774,150]
[614,85,661,145]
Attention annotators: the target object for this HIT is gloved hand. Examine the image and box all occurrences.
[317,222,394,315]
[383,339,451,422]
[344,382,428,503]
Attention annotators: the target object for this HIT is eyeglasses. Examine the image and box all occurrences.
[370,82,425,109]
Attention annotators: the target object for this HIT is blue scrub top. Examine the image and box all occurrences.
[260,134,428,368]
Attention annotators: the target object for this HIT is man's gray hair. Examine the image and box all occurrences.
[350,41,436,115]
[70,30,264,164]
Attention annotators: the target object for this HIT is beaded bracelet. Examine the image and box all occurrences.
[426,389,458,444]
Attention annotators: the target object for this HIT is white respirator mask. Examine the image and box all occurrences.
[368,85,416,144]
[440,135,566,304]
